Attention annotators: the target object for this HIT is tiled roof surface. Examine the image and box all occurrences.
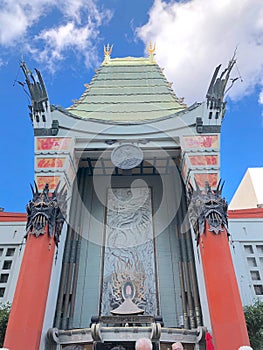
[67,57,186,121]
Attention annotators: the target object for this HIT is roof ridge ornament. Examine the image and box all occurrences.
[103,43,113,64]
[146,41,156,63]
[206,50,238,112]
[20,60,51,127]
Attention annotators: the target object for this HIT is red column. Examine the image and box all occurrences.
[200,222,250,350]
[4,228,55,350]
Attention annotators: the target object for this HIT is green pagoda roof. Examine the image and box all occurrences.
[67,53,186,122]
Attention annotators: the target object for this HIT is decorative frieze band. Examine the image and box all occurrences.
[180,134,220,190]
[34,136,77,191]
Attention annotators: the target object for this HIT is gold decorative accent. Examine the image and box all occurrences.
[147,41,156,55]
[147,41,156,63]
[104,43,113,56]
[103,43,113,64]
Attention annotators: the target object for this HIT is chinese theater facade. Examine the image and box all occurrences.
[4,46,250,350]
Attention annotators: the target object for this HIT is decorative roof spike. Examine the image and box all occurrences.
[20,60,50,121]
[146,41,156,63]
[206,50,238,111]
[103,43,113,64]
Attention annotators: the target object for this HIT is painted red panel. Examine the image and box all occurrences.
[37,176,61,190]
[36,137,71,151]
[194,173,218,188]
[189,155,218,166]
[184,135,219,148]
[37,158,65,168]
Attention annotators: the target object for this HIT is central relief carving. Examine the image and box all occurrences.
[101,187,158,316]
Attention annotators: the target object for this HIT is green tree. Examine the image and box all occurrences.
[244,300,263,350]
[0,302,10,347]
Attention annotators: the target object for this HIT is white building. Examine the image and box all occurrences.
[0,212,26,304]
[229,168,263,306]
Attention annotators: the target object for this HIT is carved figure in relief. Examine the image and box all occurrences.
[26,182,67,245]
[110,253,146,311]
[101,187,157,316]
[188,180,228,243]
[107,188,152,248]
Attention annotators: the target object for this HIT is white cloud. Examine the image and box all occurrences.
[0,1,53,45]
[137,0,263,104]
[34,21,99,71]
[0,0,112,71]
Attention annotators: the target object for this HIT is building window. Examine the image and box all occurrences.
[254,285,263,295]
[256,245,263,254]
[6,248,15,257]
[247,257,257,267]
[0,274,9,283]
[0,288,5,297]
[0,249,3,257]
[2,260,12,270]
[244,245,254,254]
[250,271,261,281]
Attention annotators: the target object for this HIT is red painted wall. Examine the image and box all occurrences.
[0,212,27,222]
[228,207,263,219]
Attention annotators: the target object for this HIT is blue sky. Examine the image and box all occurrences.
[0,0,262,212]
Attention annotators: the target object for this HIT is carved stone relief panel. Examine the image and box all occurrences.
[101,187,157,315]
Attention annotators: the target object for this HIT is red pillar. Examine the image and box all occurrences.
[4,228,55,350]
[200,222,250,350]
